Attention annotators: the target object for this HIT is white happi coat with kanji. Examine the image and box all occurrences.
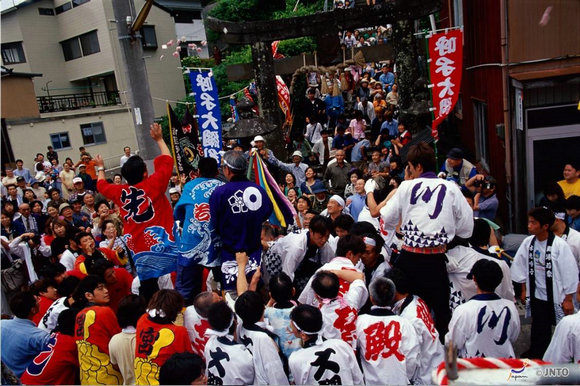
[288,338,363,385]
[356,309,420,385]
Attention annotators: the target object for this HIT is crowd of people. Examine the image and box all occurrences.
[1,88,580,384]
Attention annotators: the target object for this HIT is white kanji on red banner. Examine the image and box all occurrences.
[429,30,463,140]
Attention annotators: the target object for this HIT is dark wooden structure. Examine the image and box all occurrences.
[206,0,440,157]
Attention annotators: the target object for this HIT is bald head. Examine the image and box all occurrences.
[193,291,221,318]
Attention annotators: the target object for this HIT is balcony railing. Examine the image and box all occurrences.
[37,91,121,113]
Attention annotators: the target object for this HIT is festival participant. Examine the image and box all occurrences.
[566,195,580,231]
[21,309,80,385]
[548,204,580,267]
[557,162,580,199]
[235,291,289,384]
[446,220,514,310]
[311,271,366,349]
[14,159,33,184]
[88,259,133,312]
[446,259,520,358]
[440,148,477,188]
[388,268,443,384]
[298,234,367,306]
[511,207,578,358]
[109,295,147,386]
[348,226,388,285]
[543,311,580,364]
[38,276,80,332]
[96,123,175,300]
[73,232,127,276]
[288,305,363,385]
[30,278,59,325]
[134,290,193,385]
[209,150,272,296]
[174,157,224,304]
[204,301,254,384]
[320,194,347,221]
[346,178,366,221]
[323,149,350,196]
[159,352,207,385]
[1,292,51,377]
[264,273,302,359]
[275,215,335,293]
[379,142,474,338]
[356,277,419,384]
[183,291,222,357]
[73,275,123,384]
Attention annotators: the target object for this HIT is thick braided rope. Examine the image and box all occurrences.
[434,358,549,385]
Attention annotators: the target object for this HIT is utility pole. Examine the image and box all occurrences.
[111,0,158,160]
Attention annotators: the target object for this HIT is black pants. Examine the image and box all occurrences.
[395,250,451,341]
[176,264,222,306]
[529,297,555,358]
[139,278,159,303]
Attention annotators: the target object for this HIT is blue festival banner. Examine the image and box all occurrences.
[189,70,223,162]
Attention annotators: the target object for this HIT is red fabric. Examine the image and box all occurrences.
[74,247,126,273]
[74,306,121,355]
[97,155,174,257]
[20,333,79,385]
[32,296,54,326]
[135,314,193,383]
[107,268,133,312]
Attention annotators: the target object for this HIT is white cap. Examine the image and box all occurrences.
[329,194,345,208]
[253,135,265,142]
[168,187,180,195]
[292,150,303,159]
[72,177,83,184]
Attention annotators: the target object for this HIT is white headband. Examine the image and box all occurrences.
[329,195,345,208]
[554,212,566,221]
[363,237,376,247]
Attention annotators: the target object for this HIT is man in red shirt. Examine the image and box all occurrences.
[73,275,123,385]
[30,279,59,325]
[95,123,176,300]
[88,259,133,312]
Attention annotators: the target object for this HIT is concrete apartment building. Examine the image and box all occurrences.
[1,0,185,170]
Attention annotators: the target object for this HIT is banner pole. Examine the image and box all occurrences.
[166,103,180,174]
[424,30,439,168]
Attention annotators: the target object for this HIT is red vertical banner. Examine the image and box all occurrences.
[428,29,463,140]
[276,75,293,126]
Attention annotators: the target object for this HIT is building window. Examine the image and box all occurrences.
[141,26,158,49]
[1,42,26,64]
[80,122,106,145]
[61,31,100,61]
[50,132,71,150]
[55,2,72,14]
[473,100,488,164]
[79,31,100,56]
[61,37,82,61]
[72,0,91,7]
[38,8,55,15]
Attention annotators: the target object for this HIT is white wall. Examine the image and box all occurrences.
[6,108,138,171]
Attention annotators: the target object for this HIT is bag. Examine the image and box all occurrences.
[1,259,28,293]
